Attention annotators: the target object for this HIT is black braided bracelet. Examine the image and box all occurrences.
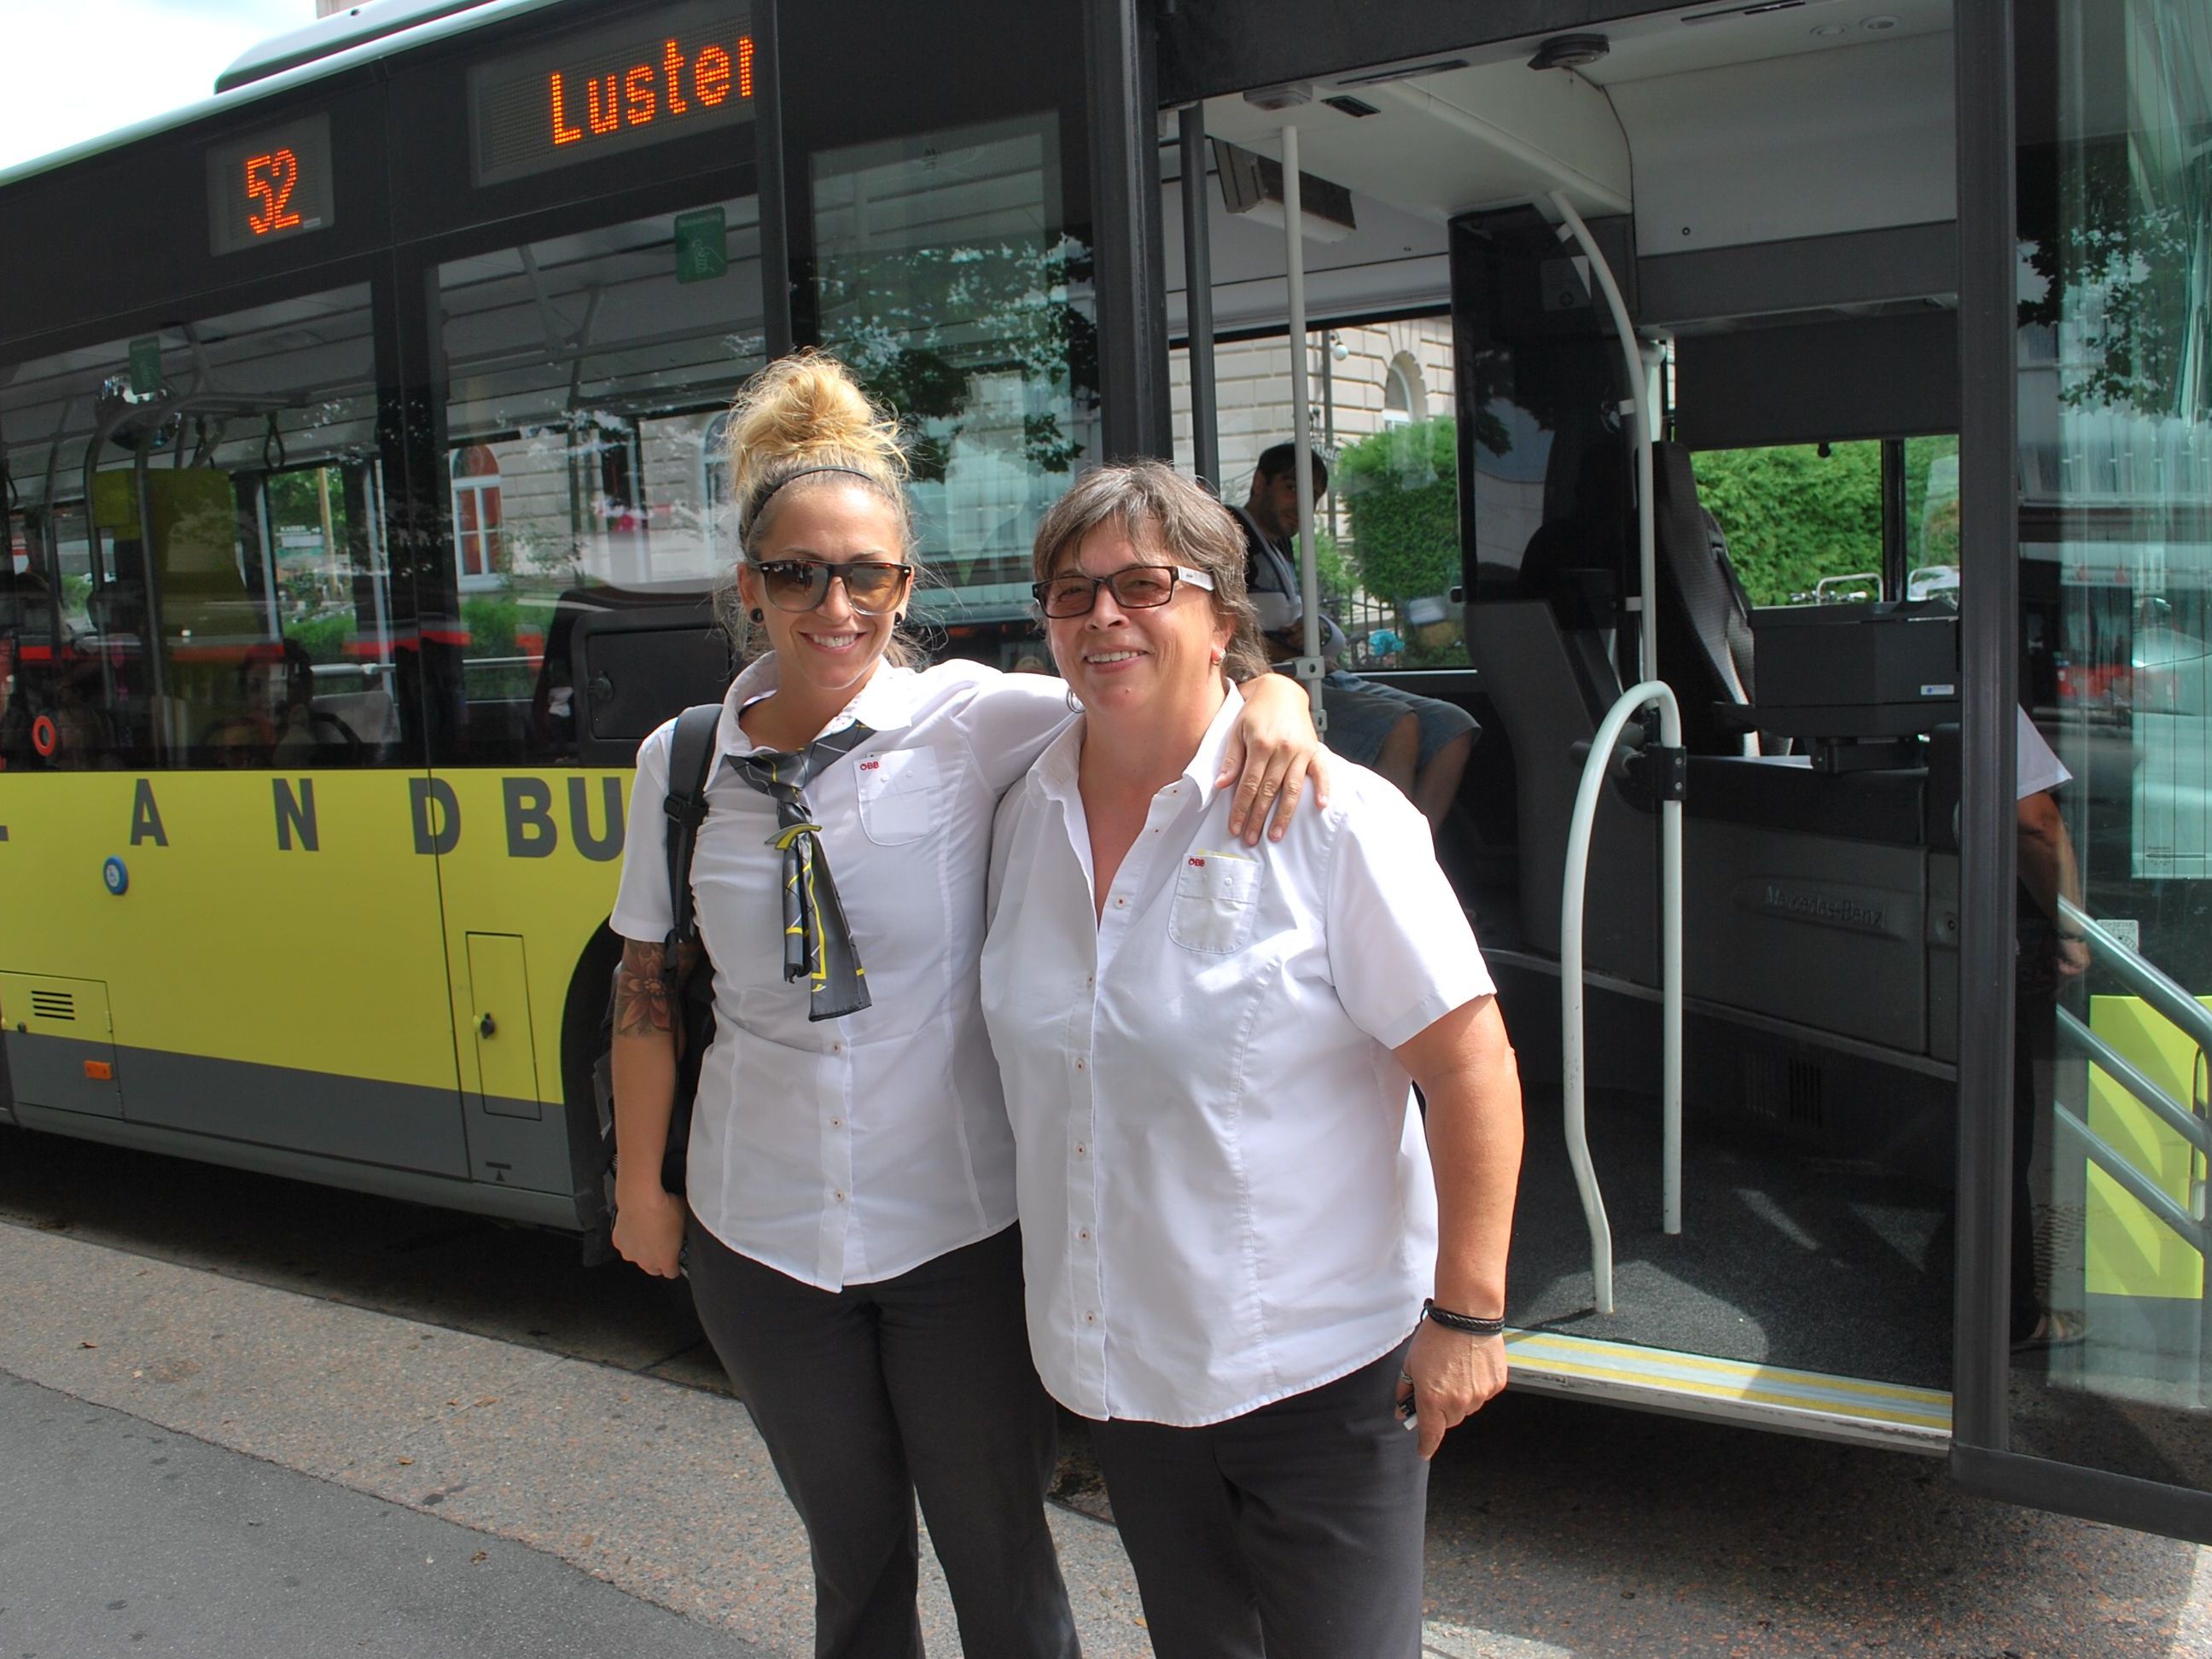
[1423,1298,1505,1337]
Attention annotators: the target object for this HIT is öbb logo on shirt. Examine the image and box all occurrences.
[1188,857,1207,868]
[860,759,881,771]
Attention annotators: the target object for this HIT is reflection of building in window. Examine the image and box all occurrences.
[1382,352,1426,426]
[597,433,641,533]
[696,410,736,560]
[451,445,505,584]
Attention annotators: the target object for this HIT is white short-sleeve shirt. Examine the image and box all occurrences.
[981,686,1496,1427]
[610,655,1070,1289]
[2017,706,2071,800]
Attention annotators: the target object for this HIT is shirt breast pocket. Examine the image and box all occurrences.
[1167,850,1263,954]
[856,748,945,846]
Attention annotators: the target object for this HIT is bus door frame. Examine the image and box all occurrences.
[1943,0,2212,1546]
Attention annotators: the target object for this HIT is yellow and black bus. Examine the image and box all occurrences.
[3,0,2209,1541]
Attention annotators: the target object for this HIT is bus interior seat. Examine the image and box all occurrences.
[1652,439,1761,754]
[1466,596,1658,981]
[319,687,399,748]
[1472,457,1944,1062]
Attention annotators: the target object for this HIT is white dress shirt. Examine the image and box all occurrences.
[981,686,1496,1427]
[611,655,1071,1289]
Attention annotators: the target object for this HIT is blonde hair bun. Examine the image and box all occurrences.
[728,351,908,535]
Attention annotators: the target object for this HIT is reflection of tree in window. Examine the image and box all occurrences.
[451,445,504,579]
[2018,129,2209,422]
[816,236,1097,481]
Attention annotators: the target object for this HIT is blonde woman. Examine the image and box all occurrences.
[606,356,1323,1659]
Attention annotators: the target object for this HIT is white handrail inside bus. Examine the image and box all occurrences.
[1549,190,1656,686]
[1281,123,1327,728]
[1562,680,1684,1317]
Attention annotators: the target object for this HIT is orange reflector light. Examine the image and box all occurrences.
[83,1060,114,1080]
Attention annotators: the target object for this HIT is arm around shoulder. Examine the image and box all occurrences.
[1217,670,1331,843]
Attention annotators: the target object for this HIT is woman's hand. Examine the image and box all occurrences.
[1220,672,1331,844]
[1399,1319,1508,1460]
[612,1180,687,1279]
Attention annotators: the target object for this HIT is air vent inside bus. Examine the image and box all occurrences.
[28,991,75,1022]
[1741,1050,1825,1134]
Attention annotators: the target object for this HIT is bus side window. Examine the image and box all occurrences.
[0,286,408,772]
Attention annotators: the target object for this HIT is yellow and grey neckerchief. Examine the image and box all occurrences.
[730,723,876,1020]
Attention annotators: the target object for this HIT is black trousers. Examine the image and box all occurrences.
[685,1219,1079,1659]
[1085,1340,1428,1659]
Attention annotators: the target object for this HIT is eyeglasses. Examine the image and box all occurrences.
[1032,564,1215,620]
[750,559,913,616]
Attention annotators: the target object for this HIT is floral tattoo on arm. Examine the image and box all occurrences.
[614,938,703,1039]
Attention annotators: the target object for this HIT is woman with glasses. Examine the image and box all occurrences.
[604,354,1322,1659]
[983,461,1523,1659]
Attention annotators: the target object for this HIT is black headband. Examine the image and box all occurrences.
[745,464,894,533]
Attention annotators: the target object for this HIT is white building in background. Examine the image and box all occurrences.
[1171,317,1456,509]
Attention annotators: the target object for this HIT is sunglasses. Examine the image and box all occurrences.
[1031,564,1216,620]
[750,558,913,616]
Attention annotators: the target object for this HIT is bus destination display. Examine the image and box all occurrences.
[470,1,754,187]
[207,114,335,256]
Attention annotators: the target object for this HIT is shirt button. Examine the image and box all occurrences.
[833,1189,847,1202]
[1078,1228,1091,1242]
[1085,1311,1097,1324]
[830,1117,842,1129]
[1114,896,1126,908]
[1075,1144,1087,1158]
[831,1041,842,1054]
[1074,1057,1085,1071]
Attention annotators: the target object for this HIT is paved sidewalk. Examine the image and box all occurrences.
[8,1210,2212,1656]
[0,1372,756,1658]
[0,1222,1156,1656]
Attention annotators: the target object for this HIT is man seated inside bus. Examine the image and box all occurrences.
[1232,441,1476,830]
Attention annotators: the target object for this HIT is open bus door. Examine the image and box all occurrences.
[1158,0,2212,1540]
[1942,0,2212,1543]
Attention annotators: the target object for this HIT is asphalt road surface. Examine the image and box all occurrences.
[3,1125,2210,1657]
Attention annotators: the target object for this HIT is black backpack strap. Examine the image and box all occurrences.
[661,703,725,956]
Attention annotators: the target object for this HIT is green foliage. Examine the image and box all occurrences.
[265,469,321,529]
[463,594,521,658]
[1312,527,1354,600]
[1335,418,1459,602]
[284,610,355,661]
[1691,443,1882,606]
[1903,435,1960,568]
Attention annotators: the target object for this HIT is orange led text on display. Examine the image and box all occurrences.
[549,35,754,148]
[208,114,332,255]
[244,148,304,236]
